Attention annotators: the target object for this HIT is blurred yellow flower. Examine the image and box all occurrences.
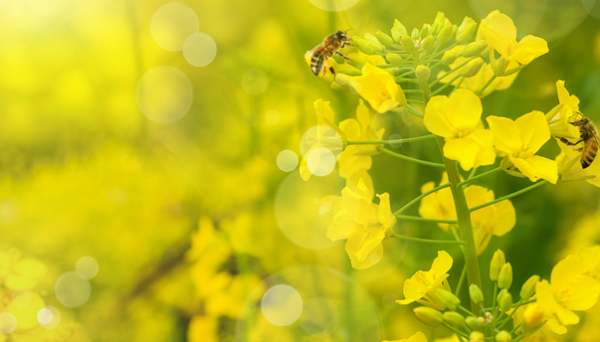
[384,331,428,342]
[188,316,219,342]
[326,178,396,269]
[546,80,581,139]
[480,10,549,66]
[397,250,453,310]
[536,255,600,326]
[419,173,455,233]
[487,111,558,183]
[423,89,496,171]
[349,63,407,114]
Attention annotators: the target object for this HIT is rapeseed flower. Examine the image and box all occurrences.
[487,111,558,183]
[384,331,428,342]
[546,80,581,139]
[349,63,407,114]
[423,89,496,171]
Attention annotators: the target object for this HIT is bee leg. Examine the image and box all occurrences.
[557,137,583,146]
[342,42,356,48]
[335,52,352,61]
[576,147,584,152]
[329,66,336,76]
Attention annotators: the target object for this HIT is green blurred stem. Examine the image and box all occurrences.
[483,298,536,311]
[430,74,462,96]
[429,56,477,87]
[469,180,549,212]
[403,89,424,94]
[497,299,521,330]
[491,282,499,331]
[393,182,451,216]
[459,167,502,187]
[425,43,457,60]
[405,104,424,118]
[468,167,478,180]
[457,304,477,317]
[391,233,465,245]
[442,322,470,339]
[407,99,424,104]
[450,76,464,96]
[476,75,497,97]
[395,215,457,224]
[379,146,445,168]
[455,265,467,296]
[346,134,434,145]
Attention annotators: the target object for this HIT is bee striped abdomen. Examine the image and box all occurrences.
[581,139,598,169]
[310,53,325,76]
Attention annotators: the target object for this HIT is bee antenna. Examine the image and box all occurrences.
[345,29,354,33]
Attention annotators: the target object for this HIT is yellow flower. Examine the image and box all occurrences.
[438,46,519,98]
[479,10,548,66]
[546,80,581,139]
[396,250,453,310]
[423,89,496,171]
[418,172,455,233]
[487,111,558,184]
[349,63,407,114]
[326,178,396,269]
[384,331,428,342]
[555,134,600,186]
[536,255,600,326]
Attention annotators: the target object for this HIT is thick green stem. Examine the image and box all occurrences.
[405,104,424,118]
[436,137,483,314]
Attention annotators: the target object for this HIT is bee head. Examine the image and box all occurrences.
[570,117,590,127]
[336,30,352,42]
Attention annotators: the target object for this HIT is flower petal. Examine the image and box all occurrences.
[511,155,558,184]
[487,115,522,154]
[515,111,550,154]
[444,137,479,171]
[510,35,549,65]
[424,95,455,138]
[445,89,482,129]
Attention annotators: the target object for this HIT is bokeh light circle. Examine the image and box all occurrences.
[467,0,589,42]
[387,133,403,148]
[150,2,199,51]
[136,66,194,124]
[306,147,336,177]
[236,265,383,341]
[183,33,217,67]
[276,150,299,172]
[300,126,343,159]
[38,306,60,329]
[11,289,31,308]
[382,293,398,309]
[264,110,280,125]
[0,312,17,334]
[261,284,303,326]
[242,69,268,95]
[76,256,99,279]
[307,0,361,12]
[55,272,91,308]
[274,172,343,250]
[377,0,411,11]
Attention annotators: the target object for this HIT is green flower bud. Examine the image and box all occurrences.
[469,284,484,304]
[331,81,348,92]
[431,12,446,35]
[401,35,415,54]
[386,53,404,66]
[414,306,443,327]
[441,50,459,65]
[394,19,408,36]
[495,330,512,342]
[498,263,513,290]
[421,36,435,54]
[462,41,488,57]
[457,17,477,44]
[386,67,402,76]
[420,24,431,39]
[375,30,395,49]
[465,316,483,331]
[346,54,370,69]
[415,65,431,82]
[450,25,458,43]
[470,331,485,342]
[494,56,509,76]
[333,64,361,76]
[443,311,465,328]
[353,36,383,55]
[432,288,460,311]
[497,289,513,313]
[411,28,420,40]
[520,275,540,300]
[490,249,506,281]
[391,27,403,43]
[460,58,484,77]
[437,23,453,43]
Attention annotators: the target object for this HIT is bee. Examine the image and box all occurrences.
[308,30,354,76]
[558,114,600,169]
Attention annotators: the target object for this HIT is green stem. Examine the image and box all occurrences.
[491,282,498,331]
[449,76,465,96]
[437,137,483,314]
[476,75,497,97]
[455,265,467,296]
[396,215,457,224]
[459,167,503,187]
[346,134,435,145]
[429,56,476,87]
[468,167,478,180]
[396,78,420,84]
[442,322,470,339]
[457,304,477,317]
[405,104,424,117]
[393,182,451,216]
[379,147,445,168]
[430,73,462,96]
[403,89,424,93]
[470,180,549,212]
[391,233,465,245]
[407,99,424,104]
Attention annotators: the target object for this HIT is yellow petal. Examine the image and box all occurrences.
[376,192,395,229]
[346,238,383,269]
[326,209,358,241]
[397,275,430,305]
[510,35,549,65]
[551,255,587,289]
[430,250,453,275]
[515,111,550,154]
[482,11,517,55]
[350,223,387,263]
[314,99,334,126]
[339,118,361,140]
[444,137,480,171]
[487,115,522,154]
[469,128,497,168]
[424,95,455,138]
[536,280,580,326]
[564,275,600,311]
[445,89,482,129]
[511,155,558,184]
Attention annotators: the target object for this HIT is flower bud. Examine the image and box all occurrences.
[353,36,383,55]
[394,19,408,36]
[469,284,484,304]
[494,56,509,76]
[470,331,485,342]
[457,17,477,44]
[495,330,512,342]
[414,306,443,327]
[421,36,435,54]
[386,53,404,66]
[520,275,540,300]
[523,303,544,328]
[460,58,484,77]
[415,65,431,82]
[437,23,453,43]
[441,50,459,65]
[498,263,513,290]
[391,27,403,43]
[401,35,415,54]
[490,249,506,281]
[431,12,446,35]
[346,54,370,69]
[443,311,465,328]
[411,28,420,40]
[497,289,513,313]
[465,316,483,331]
[375,31,395,49]
[432,288,460,311]
[420,24,431,39]
[462,41,488,57]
